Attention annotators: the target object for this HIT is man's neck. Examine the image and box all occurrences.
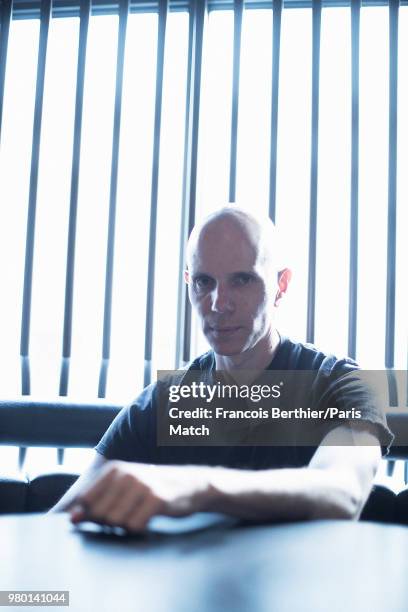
[214,327,281,373]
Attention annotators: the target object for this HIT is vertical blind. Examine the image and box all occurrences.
[0,0,406,409]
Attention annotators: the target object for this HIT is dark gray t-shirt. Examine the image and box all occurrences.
[95,336,394,469]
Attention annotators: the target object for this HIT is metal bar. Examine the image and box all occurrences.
[268,0,282,223]
[175,8,194,369]
[386,368,399,407]
[56,447,64,464]
[18,0,52,471]
[20,0,52,397]
[386,460,395,477]
[228,0,243,203]
[0,0,12,139]
[348,0,360,359]
[18,447,27,470]
[174,0,206,368]
[57,0,90,464]
[143,0,168,387]
[59,0,90,396]
[181,0,206,365]
[97,0,129,397]
[385,0,399,369]
[306,0,321,343]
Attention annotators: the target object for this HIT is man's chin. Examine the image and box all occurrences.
[206,338,246,357]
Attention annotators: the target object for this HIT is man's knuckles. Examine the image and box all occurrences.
[79,461,180,528]
[99,461,148,490]
[123,495,165,532]
[119,471,146,490]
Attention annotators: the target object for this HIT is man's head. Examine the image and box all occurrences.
[184,206,291,358]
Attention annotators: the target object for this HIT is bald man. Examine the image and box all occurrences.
[51,207,392,528]
[185,207,288,371]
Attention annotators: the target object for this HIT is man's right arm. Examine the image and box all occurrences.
[49,384,157,514]
[48,452,108,513]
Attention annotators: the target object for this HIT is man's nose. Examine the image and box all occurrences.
[210,284,234,313]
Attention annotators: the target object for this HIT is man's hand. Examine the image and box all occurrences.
[67,461,212,531]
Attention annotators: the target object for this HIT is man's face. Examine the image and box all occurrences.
[185,220,277,356]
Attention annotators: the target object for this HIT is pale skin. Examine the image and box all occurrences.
[51,207,381,529]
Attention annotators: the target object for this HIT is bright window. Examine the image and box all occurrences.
[0,3,406,475]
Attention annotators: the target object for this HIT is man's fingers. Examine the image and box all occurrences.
[79,473,132,522]
[69,462,135,523]
[69,463,155,528]
[67,460,198,531]
[70,502,89,524]
[124,494,165,532]
[80,462,121,504]
[102,483,147,527]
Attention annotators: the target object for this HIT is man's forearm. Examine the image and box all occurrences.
[49,478,89,513]
[201,466,362,521]
[49,453,109,514]
[54,457,368,530]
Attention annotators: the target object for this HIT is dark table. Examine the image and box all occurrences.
[1,513,408,612]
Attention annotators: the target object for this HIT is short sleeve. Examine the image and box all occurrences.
[94,382,158,462]
[312,361,395,456]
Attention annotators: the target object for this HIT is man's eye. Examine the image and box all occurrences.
[233,274,253,286]
[193,276,212,291]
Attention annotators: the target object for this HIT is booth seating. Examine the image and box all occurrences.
[0,468,79,514]
[0,399,119,514]
[1,399,408,523]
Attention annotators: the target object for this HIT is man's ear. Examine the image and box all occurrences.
[184,269,190,284]
[274,268,292,307]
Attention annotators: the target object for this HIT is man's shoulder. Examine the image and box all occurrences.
[276,335,359,374]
